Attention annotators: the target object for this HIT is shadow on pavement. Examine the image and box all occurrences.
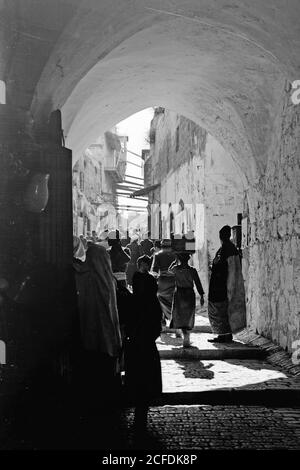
[174,360,215,379]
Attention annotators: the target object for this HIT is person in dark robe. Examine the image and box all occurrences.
[208,225,246,343]
[150,240,161,259]
[72,237,122,407]
[170,253,205,347]
[140,231,154,257]
[151,239,176,327]
[121,234,131,250]
[125,234,143,287]
[107,229,133,322]
[107,230,131,286]
[107,230,133,371]
[124,255,162,434]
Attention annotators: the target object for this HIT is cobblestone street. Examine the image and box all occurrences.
[120,406,300,450]
[1,314,300,451]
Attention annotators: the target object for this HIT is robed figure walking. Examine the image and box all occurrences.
[208,225,246,343]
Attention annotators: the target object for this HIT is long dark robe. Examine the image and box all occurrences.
[108,245,130,275]
[108,244,133,372]
[73,244,121,356]
[125,241,143,285]
[108,245,132,325]
[124,271,162,404]
[152,249,176,322]
[208,240,246,335]
[140,238,154,257]
[73,244,122,405]
[171,265,204,330]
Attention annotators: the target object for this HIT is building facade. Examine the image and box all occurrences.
[72,131,127,236]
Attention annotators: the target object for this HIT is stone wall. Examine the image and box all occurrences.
[148,99,299,353]
[73,153,102,203]
[246,93,300,352]
[148,109,243,292]
[204,134,244,262]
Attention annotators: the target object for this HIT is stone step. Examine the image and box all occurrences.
[122,389,300,408]
[159,347,264,360]
[157,332,265,360]
[165,325,212,333]
[153,388,300,407]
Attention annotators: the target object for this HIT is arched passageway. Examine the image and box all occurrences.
[42,1,298,353]
[0,3,300,451]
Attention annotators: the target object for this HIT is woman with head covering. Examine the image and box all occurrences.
[72,237,122,405]
[208,225,246,343]
[73,235,87,262]
[79,234,88,251]
[151,239,176,326]
[97,229,110,249]
[170,253,205,348]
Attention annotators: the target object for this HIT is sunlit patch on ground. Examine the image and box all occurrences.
[161,359,293,392]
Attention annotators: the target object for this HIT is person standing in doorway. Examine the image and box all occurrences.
[170,253,205,348]
[208,225,246,343]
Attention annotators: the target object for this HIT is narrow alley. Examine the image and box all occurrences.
[1,305,300,451]
[0,0,300,457]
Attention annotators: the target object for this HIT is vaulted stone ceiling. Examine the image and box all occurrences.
[1,0,300,181]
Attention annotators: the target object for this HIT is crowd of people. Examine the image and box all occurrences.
[72,225,246,434]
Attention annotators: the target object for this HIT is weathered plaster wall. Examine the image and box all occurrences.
[72,132,124,236]
[204,134,244,260]
[148,109,243,293]
[73,154,102,203]
[150,101,300,354]
[245,93,300,352]
[72,152,102,236]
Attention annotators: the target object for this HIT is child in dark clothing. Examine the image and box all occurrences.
[124,255,162,435]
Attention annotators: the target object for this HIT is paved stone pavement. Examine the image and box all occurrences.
[1,311,300,451]
[120,405,300,450]
[5,403,299,450]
